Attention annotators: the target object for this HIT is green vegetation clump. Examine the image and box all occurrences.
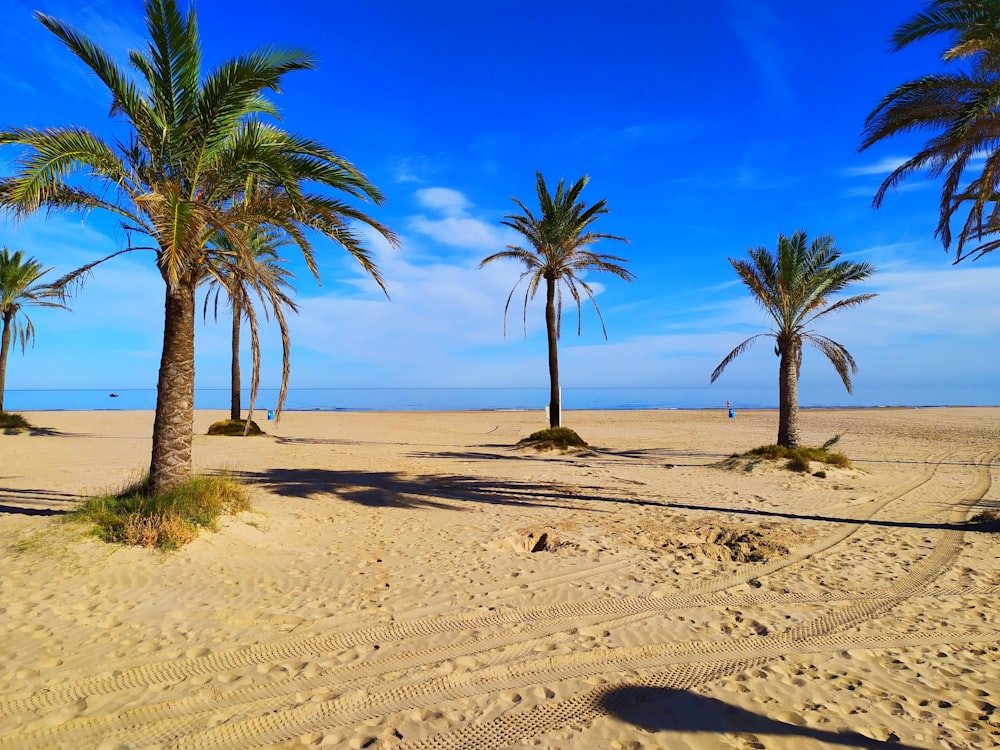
[207,419,265,436]
[70,473,251,550]
[745,442,851,473]
[518,427,588,450]
[0,411,31,431]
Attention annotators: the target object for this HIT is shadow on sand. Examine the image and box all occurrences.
[0,487,82,516]
[2,425,66,437]
[233,465,1000,534]
[235,467,590,512]
[598,685,921,749]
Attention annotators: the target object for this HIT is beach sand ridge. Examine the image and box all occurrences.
[1,407,997,748]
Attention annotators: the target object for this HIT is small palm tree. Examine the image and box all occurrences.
[480,172,633,428]
[0,0,396,492]
[203,226,297,423]
[711,231,876,448]
[0,248,68,412]
[859,0,1000,261]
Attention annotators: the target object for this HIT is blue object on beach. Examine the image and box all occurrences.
[267,410,274,420]
[728,407,735,419]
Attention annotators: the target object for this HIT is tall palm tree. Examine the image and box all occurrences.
[203,226,297,423]
[0,0,396,492]
[0,249,68,412]
[710,231,876,448]
[480,172,633,428]
[859,0,1000,261]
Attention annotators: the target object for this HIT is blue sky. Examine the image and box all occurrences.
[1,0,998,407]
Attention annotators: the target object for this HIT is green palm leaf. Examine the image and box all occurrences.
[711,231,876,447]
[860,0,1000,260]
[0,249,71,411]
[481,172,633,428]
[0,0,396,492]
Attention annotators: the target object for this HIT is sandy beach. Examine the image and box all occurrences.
[0,407,997,749]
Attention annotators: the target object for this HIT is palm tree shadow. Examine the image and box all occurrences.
[2,426,66,436]
[0,487,82,515]
[237,467,588,511]
[599,685,920,748]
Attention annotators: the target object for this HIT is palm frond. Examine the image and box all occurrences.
[804,333,859,392]
[483,170,632,347]
[861,1,1000,259]
[710,334,771,383]
[718,230,875,393]
[50,248,149,296]
[0,248,72,353]
[0,127,133,216]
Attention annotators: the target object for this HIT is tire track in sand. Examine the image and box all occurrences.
[390,450,996,749]
[0,449,956,718]
[163,449,996,749]
[0,449,990,749]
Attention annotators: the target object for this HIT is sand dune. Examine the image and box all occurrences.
[0,407,998,749]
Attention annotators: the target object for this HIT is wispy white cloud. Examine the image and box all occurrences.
[842,156,910,177]
[0,71,37,95]
[393,156,430,184]
[3,0,149,104]
[694,259,1000,393]
[408,216,510,250]
[5,180,997,399]
[843,180,932,198]
[262,225,544,387]
[407,186,517,251]
[566,120,706,151]
[414,187,471,217]
[727,0,792,103]
[1,213,165,388]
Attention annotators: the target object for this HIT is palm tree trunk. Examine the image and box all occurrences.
[545,276,561,428]
[230,303,241,422]
[777,347,800,448]
[149,280,196,494]
[0,311,11,413]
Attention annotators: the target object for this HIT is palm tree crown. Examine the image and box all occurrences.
[0,248,68,412]
[202,225,298,423]
[0,0,397,491]
[859,0,1000,261]
[481,172,633,428]
[711,231,876,447]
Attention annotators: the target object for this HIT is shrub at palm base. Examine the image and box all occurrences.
[0,411,31,431]
[518,427,588,450]
[71,474,251,549]
[207,419,265,436]
[727,436,851,475]
[746,444,851,473]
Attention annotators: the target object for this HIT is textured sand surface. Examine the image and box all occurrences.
[0,407,998,749]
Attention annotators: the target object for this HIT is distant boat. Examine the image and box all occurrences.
[109,393,119,398]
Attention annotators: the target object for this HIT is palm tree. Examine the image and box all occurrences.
[859,0,1000,261]
[203,226,297,423]
[710,231,876,448]
[0,249,68,412]
[480,172,633,428]
[0,0,396,492]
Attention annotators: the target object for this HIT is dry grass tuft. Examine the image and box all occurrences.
[71,473,251,549]
[207,419,266,436]
[517,427,588,450]
[725,436,852,473]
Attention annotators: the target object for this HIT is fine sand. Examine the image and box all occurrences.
[0,407,998,749]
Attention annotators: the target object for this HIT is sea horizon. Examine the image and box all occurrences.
[5,386,996,413]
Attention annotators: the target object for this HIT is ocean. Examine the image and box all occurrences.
[4,386,994,412]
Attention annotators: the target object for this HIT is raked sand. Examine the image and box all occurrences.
[0,407,998,749]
